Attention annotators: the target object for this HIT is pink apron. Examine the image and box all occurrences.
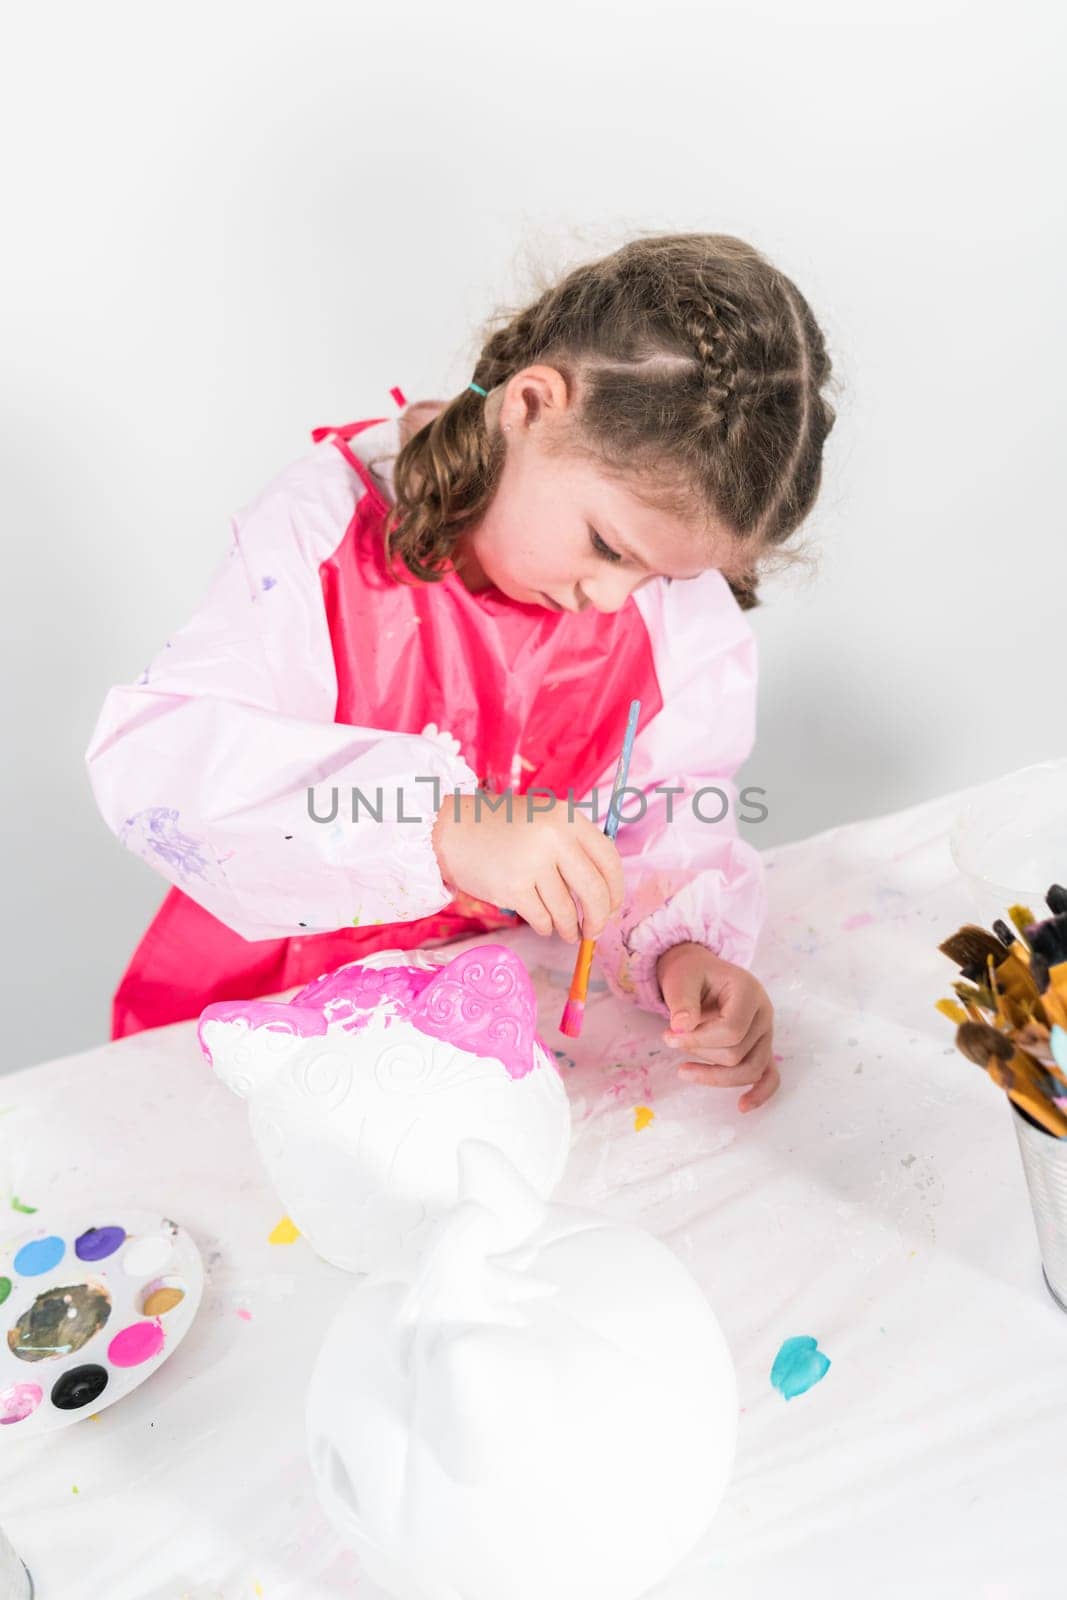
[110,405,662,1040]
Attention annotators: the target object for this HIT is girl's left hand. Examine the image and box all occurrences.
[656,941,778,1112]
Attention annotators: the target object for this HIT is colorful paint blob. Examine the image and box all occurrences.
[122,1235,173,1277]
[0,1381,43,1424]
[140,1279,185,1317]
[633,1105,655,1132]
[0,1277,10,1307]
[13,1235,66,1276]
[107,1320,165,1368]
[75,1225,127,1262]
[771,1335,831,1400]
[51,1363,109,1410]
[8,1281,112,1363]
[268,1216,300,1245]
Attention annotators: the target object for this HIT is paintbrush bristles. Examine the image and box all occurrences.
[955,1021,1014,1067]
[937,877,1067,1135]
[939,925,1012,973]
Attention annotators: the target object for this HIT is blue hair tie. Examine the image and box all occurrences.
[468,382,488,397]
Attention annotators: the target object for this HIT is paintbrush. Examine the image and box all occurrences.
[954,1022,1067,1136]
[937,882,1067,1133]
[559,698,642,1038]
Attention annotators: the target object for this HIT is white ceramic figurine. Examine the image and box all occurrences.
[306,1139,739,1600]
[197,944,572,1273]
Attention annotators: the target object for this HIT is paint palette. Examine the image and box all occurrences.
[0,1210,204,1437]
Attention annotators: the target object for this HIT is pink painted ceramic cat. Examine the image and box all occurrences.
[197,943,571,1273]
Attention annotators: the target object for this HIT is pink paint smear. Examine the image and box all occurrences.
[199,944,543,1081]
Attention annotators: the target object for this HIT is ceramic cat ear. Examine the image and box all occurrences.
[406,943,542,1080]
[198,1001,327,1097]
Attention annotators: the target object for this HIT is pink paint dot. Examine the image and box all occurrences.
[236,1307,253,1322]
[0,1381,43,1424]
[108,1320,165,1368]
[841,911,876,931]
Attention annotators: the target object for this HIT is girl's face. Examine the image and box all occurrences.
[453,365,748,612]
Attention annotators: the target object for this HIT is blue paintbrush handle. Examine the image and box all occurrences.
[604,698,641,840]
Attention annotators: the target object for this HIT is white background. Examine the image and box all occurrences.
[3,0,1063,1068]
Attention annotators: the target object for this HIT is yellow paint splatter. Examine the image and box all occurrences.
[268,1216,300,1246]
[72,1484,79,1494]
[254,1583,264,1597]
[634,1105,655,1132]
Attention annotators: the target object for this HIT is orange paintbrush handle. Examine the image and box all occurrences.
[567,938,596,1001]
[558,937,598,1036]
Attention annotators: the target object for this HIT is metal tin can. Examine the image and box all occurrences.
[0,1526,32,1600]
[1010,1099,1067,1310]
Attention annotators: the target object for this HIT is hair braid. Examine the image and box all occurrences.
[384,232,837,608]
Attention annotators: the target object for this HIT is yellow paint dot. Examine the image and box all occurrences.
[72,1484,79,1494]
[254,1584,264,1597]
[268,1216,300,1246]
[634,1105,655,1132]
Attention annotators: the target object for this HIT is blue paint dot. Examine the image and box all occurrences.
[771,1335,831,1400]
[13,1235,66,1276]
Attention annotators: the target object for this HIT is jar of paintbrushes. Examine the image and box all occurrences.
[936,884,1067,1309]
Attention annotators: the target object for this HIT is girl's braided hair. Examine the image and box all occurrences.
[380,232,836,610]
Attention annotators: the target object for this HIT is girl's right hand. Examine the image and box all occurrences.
[431,791,625,943]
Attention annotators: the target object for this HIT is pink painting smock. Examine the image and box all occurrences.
[85,400,767,1040]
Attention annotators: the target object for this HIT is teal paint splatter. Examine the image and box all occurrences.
[771,1335,831,1400]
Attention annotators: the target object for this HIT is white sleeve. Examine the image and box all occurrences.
[84,446,479,941]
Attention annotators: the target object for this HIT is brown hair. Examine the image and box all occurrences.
[380,232,836,610]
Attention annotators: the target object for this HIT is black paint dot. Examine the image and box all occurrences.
[284,835,293,840]
[51,1363,109,1410]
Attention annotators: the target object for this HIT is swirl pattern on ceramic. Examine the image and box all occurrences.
[411,948,539,1080]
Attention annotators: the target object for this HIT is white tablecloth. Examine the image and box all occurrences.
[2,783,1065,1600]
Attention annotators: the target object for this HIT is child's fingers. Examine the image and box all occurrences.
[678,1058,763,1088]
[578,827,626,916]
[560,848,615,940]
[679,987,761,1049]
[739,1060,780,1112]
[678,1033,773,1087]
[531,870,582,943]
[517,890,556,938]
[667,1008,764,1068]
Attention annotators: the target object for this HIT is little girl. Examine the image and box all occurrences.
[86,232,835,1112]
